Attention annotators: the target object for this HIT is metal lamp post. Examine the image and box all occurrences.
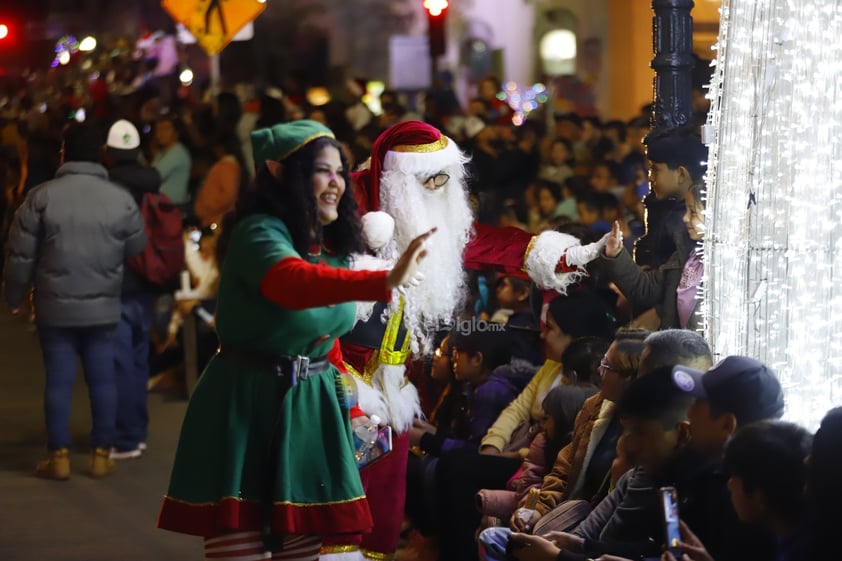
[634,0,696,269]
[651,0,696,131]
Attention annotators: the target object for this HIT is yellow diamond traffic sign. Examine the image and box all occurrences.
[161,0,266,56]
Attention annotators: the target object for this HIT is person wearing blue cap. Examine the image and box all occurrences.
[502,364,780,561]
[157,120,434,561]
[661,421,813,561]
[672,355,785,458]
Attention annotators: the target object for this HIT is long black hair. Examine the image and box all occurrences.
[560,336,611,386]
[217,136,363,262]
[541,384,597,466]
[215,92,242,136]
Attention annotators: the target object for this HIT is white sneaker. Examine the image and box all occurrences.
[109,447,143,460]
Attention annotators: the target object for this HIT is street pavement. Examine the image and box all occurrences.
[0,312,198,560]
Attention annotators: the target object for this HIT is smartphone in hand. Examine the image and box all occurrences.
[660,486,682,558]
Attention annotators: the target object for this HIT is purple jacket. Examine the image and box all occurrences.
[421,359,536,455]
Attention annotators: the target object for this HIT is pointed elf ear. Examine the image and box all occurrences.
[266,160,284,181]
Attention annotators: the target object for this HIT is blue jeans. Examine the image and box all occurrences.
[114,293,155,451]
[38,324,118,450]
[478,527,512,561]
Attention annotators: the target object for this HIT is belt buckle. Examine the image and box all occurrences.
[290,355,310,385]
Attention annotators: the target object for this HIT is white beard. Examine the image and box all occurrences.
[379,168,474,355]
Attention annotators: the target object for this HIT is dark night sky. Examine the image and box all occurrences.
[2,0,50,19]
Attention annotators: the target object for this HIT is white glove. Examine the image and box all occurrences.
[564,232,611,267]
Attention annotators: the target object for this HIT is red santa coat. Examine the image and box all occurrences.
[322,126,603,560]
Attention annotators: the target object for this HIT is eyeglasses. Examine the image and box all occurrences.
[599,358,635,380]
[421,173,450,189]
[597,357,619,377]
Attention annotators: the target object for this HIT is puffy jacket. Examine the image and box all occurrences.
[420,358,537,456]
[3,161,147,326]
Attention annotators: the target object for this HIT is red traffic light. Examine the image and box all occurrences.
[423,0,448,17]
[424,0,447,57]
[0,24,8,40]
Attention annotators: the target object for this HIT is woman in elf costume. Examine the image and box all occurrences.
[157,120,433,561]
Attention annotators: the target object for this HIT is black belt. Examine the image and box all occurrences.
[218,345,330,384]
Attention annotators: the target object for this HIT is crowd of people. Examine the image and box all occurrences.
[0,63,839,561]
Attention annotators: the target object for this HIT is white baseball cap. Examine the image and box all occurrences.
[106,119,141,150]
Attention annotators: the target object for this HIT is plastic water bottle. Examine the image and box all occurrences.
[354,415,381,461]
[354,415,381,444]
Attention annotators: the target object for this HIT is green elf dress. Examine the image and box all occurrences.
[157,214,388,537]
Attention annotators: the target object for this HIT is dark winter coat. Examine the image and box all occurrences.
[109,160,162,294]
[421,358,537,456]
[564,449,776,561]
[3,162,146,326]
[597,229,697,330]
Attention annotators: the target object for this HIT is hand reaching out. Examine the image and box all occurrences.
[604,221,624,258]
[386,228,436,290]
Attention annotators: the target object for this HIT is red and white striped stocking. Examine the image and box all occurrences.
[204,532,321,561]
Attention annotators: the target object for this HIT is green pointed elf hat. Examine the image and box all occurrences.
[251,119,335,164]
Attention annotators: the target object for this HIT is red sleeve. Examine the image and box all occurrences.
[327,339,347,372]
[464,223,577,276]
[463,222,534,275]
[260,257,391,310]
[555,254,577,273]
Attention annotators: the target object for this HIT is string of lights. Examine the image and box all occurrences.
[703,0,842,430]
[497,82,549,126]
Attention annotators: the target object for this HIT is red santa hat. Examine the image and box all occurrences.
[356,120,463,214]
[495,271,534,283]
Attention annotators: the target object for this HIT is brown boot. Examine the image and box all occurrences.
[35,448,71,480]
[90,447,116,478]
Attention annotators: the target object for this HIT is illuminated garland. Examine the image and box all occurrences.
[703,0,842,429]
[51,35,80,68]
[497,82,549,126]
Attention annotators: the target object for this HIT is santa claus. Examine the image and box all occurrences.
[321,121,607,561]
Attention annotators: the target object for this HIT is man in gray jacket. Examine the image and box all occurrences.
[3,123,146,480]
